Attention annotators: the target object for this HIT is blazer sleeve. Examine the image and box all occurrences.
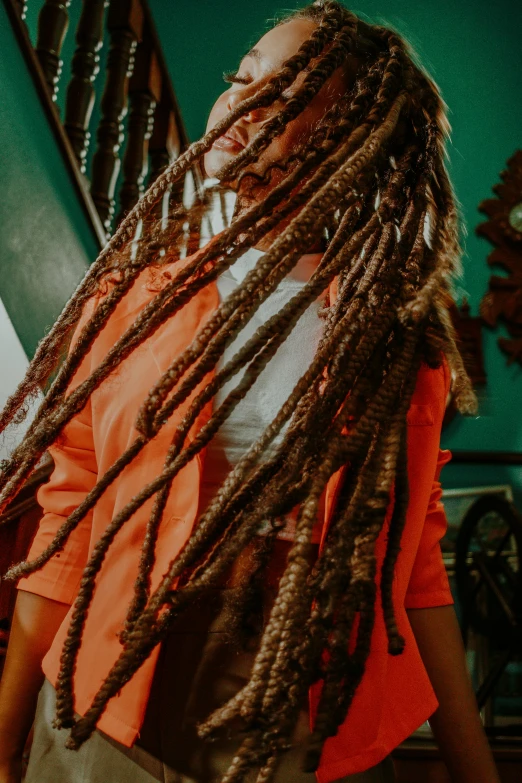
[404,447,454,609]
[17,296,99,605]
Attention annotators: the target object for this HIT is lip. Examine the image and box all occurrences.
[213,128,247,152]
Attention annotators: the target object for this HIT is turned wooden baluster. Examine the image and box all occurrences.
[90,0,143,235]
[185,169,204,257]
[63,0,108,172]
[116,24,161,224]
[35,0,72,100]
[147,87,181,187]
[14,0,28,20]
[147,92,181,225]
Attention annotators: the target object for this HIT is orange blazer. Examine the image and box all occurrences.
[18,251,454,781]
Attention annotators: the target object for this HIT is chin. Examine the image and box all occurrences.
[203,148,234,181]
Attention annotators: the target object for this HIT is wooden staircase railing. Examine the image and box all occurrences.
[6,0,198,245]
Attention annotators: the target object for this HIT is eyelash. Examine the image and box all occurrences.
[223,65,311,101]
[223,70,291,104]
[222,71,252,85]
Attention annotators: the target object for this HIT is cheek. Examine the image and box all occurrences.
[270,86,341,159]
[270,113,315,158]
[203,92,230,178]
[283,75,346,149]
[205,92,229,134]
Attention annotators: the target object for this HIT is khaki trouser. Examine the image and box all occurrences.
[26,542,396,783]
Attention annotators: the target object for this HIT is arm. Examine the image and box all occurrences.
[15,294,99,604]
[0,297,99,779]
[403,435,499,781]
[407,605,500,783]
[0,592,70,782]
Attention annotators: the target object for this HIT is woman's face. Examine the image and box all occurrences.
[204,18,357,194]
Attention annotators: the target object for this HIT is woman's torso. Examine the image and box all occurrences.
[18,244,452,778]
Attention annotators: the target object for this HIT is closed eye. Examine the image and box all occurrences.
[223,70,252,85]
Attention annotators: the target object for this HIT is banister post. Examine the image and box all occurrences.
[146,85,182,222]
[13,0,28,21]
[35,0,72,100]
[116,20,162,225]
[63,0,109,172]
[147,86,181,187]
[89,0,143,235]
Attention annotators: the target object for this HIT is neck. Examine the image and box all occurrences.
[236,180,325,254]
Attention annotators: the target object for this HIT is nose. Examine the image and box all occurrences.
[226,87,264,124]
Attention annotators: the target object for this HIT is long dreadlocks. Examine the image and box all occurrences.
[0,2,476,780]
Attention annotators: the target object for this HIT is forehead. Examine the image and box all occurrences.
[244,18,317,71]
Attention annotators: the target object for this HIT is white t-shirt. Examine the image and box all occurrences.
[198,247,327,542]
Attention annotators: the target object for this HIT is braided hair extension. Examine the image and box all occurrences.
[1,2,477,779]
[0,5,354,498]
[0,5,342,439]
[0,28,394,513]
[58,223,425,748]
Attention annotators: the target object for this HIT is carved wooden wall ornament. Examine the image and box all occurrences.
[478,149,522,365]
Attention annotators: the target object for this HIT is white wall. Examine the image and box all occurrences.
[0,298,41,462]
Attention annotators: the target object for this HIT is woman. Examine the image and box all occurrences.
[0,2,500,782]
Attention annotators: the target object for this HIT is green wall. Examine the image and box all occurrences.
[0,2,98,358]
[149,0,522,493]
